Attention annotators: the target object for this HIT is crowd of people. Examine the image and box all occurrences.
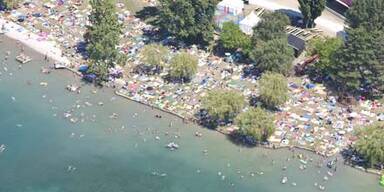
[2,0,384,157]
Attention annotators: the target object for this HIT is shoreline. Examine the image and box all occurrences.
[0,17,70,65]
[1,18,381,177]
[116,86,383,176]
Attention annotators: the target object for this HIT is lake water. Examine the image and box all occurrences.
[0,37,381,192]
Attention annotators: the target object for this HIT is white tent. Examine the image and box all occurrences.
[239,11,261,35]
[217,0,244,16]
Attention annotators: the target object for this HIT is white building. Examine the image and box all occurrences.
[217,0,244,16]
[239,8,264,35]
[239,12,261,35]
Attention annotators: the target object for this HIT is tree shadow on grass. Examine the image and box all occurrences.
[135,6,171,43]
[249,94,281,112]
[135,6,160,23]
[194,108,269,148]
[225,132,259,148]
[340,146,369,168]
[132,64,162,75]
[162,74,193,84]
[194,109,219,130]
[242,64,262,79]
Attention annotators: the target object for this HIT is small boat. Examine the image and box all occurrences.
[54,62,66,69]
[195,132,203,137]
[300,159,308,165]
[41,67,51,74]
[166,142,179,150]
[0,144,6,153]
[66,84,80,92]
[40,82,48,87]
[16,54,32,64]
[281,176,288,184]
[327,160,335,169]
[64,112,72,118]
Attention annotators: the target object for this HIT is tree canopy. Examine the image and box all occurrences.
[329,27,384,97]
[140,44,169,70]
[298,0,326,28]
[202,90,245,122]
[157,0,217,45]
[252,12,290,43]
[346,0,384,31]
[250,38,294,75]
[86,0,124,82]
[220,22,251,52]
[258,72,289,108]
[308,37,343,75]
[355,123,384,167]
[169,52,198,82]
[235,107,275,142]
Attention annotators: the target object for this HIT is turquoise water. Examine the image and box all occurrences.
[0,37,381,192]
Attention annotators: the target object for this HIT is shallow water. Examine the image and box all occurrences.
[0,37,381,192]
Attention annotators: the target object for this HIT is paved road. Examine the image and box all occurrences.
[250,0,346,36]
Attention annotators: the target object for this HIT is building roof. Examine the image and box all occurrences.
[288,34,305,53]
[217,0,244,9]
[336,0,352,7]
[239,11,261,27]
[285,26,320,53]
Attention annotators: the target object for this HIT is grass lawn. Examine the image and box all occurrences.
[119,0,147,13]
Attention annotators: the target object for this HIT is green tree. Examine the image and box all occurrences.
[220,22,251,52]
[236,107,275,142]
[202,90,245,123]
[158,0,217,45]
[308,37,343,75]
[355,123,384,167]
[140,44,169,72]
[298,0,326,28]
[258,72,288,108]
[330,27,384,97]
[252,12,290,42]
[169,52,198,82]
[0,0,20,9]
[86,0,124,81]
[346,0,384,31]
[250,38,294,75]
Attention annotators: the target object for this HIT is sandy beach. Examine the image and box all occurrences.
[0,17,70,65]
